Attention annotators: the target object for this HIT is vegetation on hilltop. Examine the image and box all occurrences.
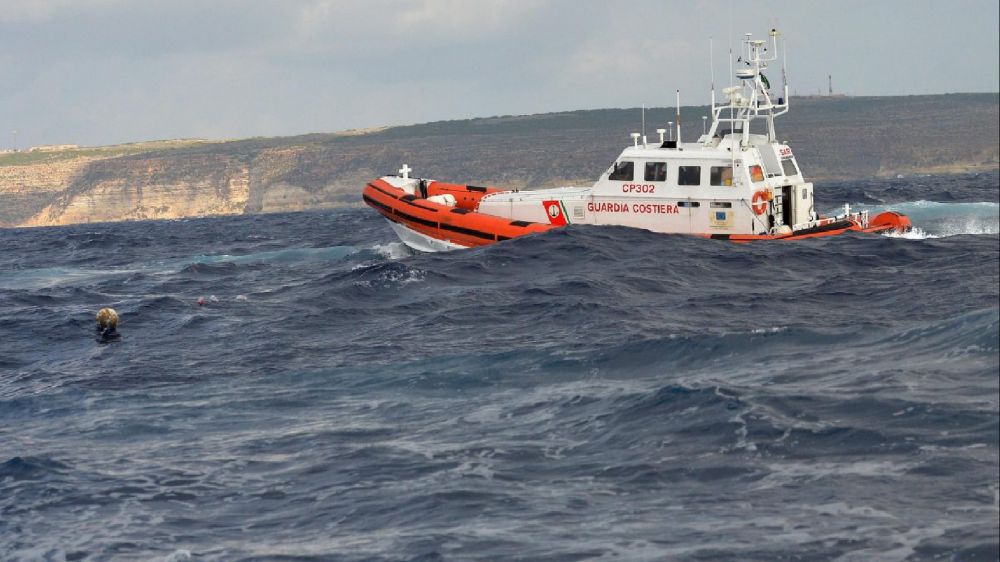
[0,139,217,167]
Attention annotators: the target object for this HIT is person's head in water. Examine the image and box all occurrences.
[96,308,121,342]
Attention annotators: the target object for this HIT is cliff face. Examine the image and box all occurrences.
[0,157,102,226]
[21,154,251,227]
[1,93,997,228]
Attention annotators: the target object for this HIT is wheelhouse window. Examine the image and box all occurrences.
[609,161,634,181]
[678,166,701,186]
[645,162,667,182]
[710,166,733,186]
[782,158,799,177]
[749,165,765,182]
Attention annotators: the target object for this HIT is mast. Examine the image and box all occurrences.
[675,90,681,145]
[710,37,715,117]
[706,29,790,145]
[641,104,647,147]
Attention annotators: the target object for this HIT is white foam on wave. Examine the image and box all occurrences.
[159,550,192,562]
[1,244,365,291]
[749,459,918,495]
[183,245,358,267]
[393,268,424,286]
[880,227,939,240]
[371,242,411,261]
[351,265,425,287]
[0,266,143,290]
[350,242,412,271]
[837,200,999,238]
[750,326,787,335]
[808,502,899,520]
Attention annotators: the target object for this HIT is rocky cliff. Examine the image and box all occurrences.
[1,93,997,228]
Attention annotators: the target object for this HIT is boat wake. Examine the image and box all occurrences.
[838,201,999,238]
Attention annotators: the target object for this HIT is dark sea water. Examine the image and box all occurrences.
[2,172,998,562]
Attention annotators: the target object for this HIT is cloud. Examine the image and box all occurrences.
[0,0,65,23]
[564,36,702,84]
[293,0,548,47]
[393,0,542,34]
[0,0,120,23]
[1,0,997,146]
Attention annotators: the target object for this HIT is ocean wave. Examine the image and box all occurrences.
[1,178,997,561]
[840,200,999,237]
[818,170,1000,206]
[0,265,143,291]
[0,456,72,482]
[181,245,359,267]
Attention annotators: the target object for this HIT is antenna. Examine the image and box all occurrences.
[710,37,715,92]
[675,90,682,145]
[709,36,716,135]
[641,104,646,139]
[728,4,737,178]
[782,36,788,92]
[727,11,735,142]
[702,115,708,135]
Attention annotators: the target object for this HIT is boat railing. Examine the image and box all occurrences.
[800,209,869,231]
[843,205,870,228]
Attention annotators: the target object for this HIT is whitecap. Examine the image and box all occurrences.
[880,227,939,239]
[836,201,999,237]
[159,550,192,562]
[371,242,411,260]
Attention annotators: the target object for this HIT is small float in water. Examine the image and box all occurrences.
[363,30,912,252]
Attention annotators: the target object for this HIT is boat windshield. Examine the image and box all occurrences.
[609,161,634,181]
[710,166,733,186]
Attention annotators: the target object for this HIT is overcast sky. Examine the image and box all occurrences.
[2,0,998,148]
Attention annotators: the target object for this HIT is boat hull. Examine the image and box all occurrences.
[362,179,555,251]
[386,220,466,252]
[363,178,913,251]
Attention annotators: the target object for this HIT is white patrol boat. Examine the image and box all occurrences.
[363,30,911,252]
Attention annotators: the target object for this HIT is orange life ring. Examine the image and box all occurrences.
[751,190,769,215]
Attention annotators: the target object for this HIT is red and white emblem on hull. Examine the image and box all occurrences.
[542,200,568,226]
